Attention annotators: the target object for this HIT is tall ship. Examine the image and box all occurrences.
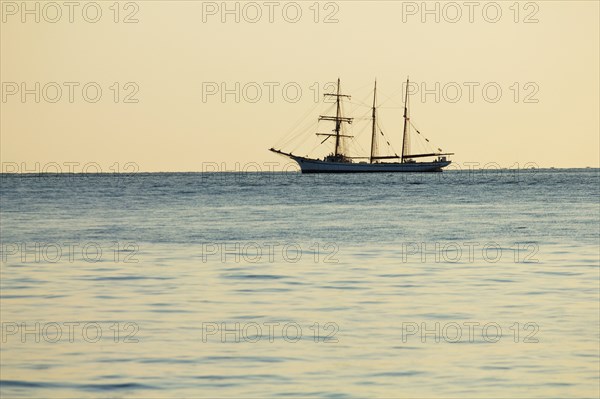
[269,78,453,173]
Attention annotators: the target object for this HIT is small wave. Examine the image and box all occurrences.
[225,274,285,280]
[368,371,423,377]
[0,380,158,391]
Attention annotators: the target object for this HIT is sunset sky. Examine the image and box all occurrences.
[1,1,599,171]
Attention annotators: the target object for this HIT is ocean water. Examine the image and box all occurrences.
[0,169,598,398]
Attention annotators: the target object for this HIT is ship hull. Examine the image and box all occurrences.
[291,156,451,173]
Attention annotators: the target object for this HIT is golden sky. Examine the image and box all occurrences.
[1,1,599,171]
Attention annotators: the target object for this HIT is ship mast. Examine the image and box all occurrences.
[318,78,352,157]
[401,77,410,163]
[370,80,377,163]
[334,78,342,156]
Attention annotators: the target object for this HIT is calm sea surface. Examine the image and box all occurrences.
[1,169,599,398]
